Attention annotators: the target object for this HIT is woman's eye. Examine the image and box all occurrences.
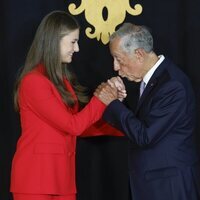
[72,40,78,44]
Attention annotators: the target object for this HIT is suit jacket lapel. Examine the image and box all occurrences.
[136,78,158,113]
[135,58,171,114]
[35,64,79,113]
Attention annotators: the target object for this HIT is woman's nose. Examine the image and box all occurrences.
[74,43,79,52]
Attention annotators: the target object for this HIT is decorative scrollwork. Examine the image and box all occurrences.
[68,0,143,45]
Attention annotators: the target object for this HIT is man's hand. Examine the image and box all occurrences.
[94,82,118,105]
[107,76,127,101]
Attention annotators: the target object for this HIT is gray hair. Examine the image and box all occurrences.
[110,23,153,53]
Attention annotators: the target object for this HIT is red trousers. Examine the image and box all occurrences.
[13,193,76,200]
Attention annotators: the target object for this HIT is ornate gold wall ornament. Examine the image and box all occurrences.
[68,1,143,45]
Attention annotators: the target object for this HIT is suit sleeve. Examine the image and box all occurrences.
[19,73,106,135]
[103,81,191,147]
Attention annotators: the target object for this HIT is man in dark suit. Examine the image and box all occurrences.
[95,23,200,200]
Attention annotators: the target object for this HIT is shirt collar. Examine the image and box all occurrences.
[143,55,165,85]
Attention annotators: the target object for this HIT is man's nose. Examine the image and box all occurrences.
[114,65,119,71]
[113,61,120,71]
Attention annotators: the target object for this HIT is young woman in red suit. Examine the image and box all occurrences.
[11,10,125,200]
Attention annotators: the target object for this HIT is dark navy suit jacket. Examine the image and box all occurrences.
[103,58,200,200]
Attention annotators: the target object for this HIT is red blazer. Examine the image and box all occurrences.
[10,64,123,195]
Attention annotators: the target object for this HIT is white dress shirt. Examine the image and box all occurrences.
[142,55,165,87]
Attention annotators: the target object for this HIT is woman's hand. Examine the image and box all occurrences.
[107,76,127,101]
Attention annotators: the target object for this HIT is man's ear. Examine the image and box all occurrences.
[134,48,146,63]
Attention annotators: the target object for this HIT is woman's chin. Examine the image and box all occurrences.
[62,58,72,64]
